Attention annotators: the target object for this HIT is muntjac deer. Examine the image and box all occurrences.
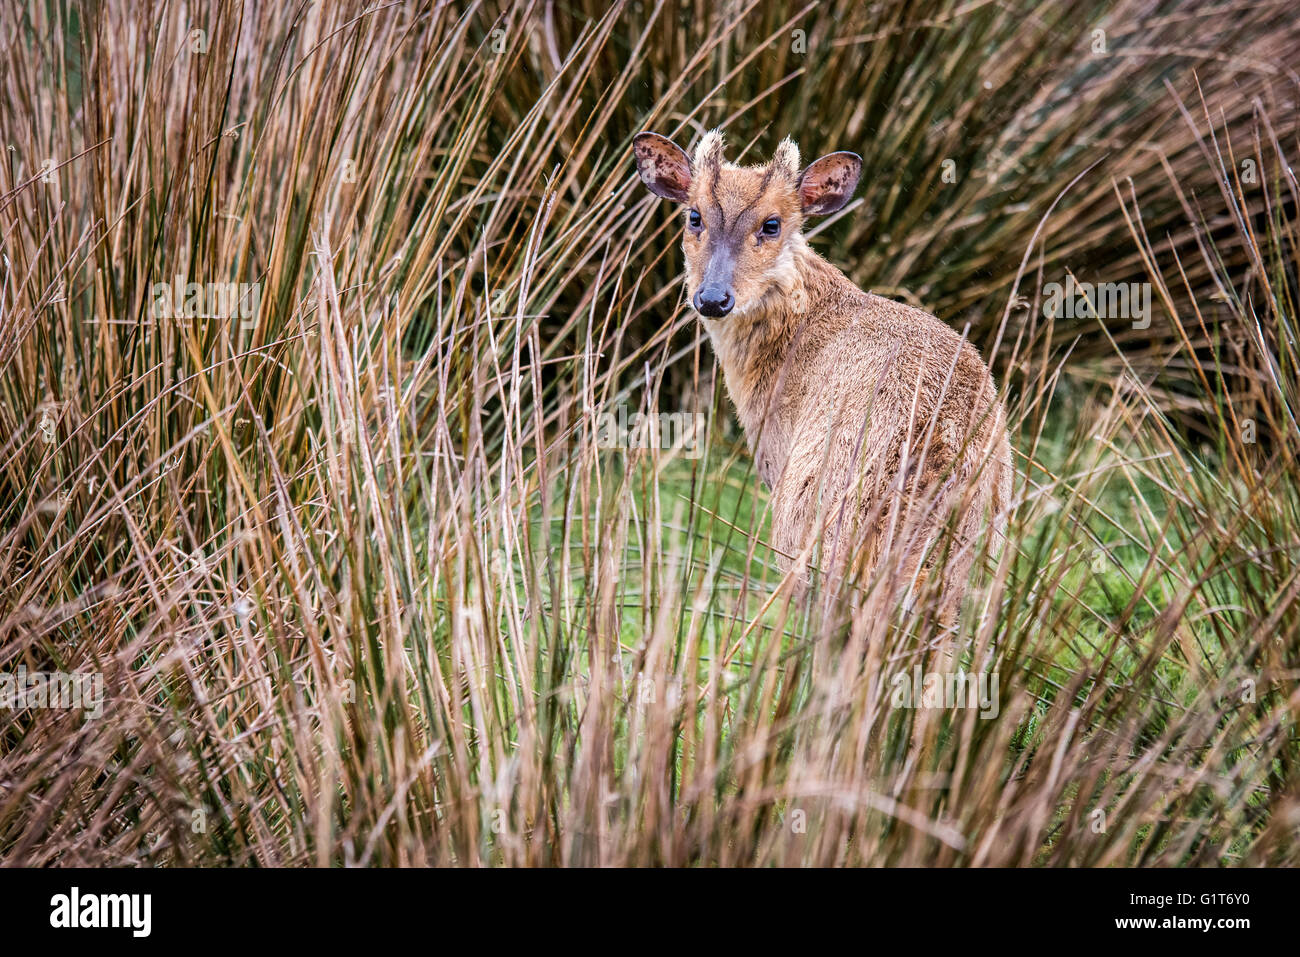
[634,129,1013,620]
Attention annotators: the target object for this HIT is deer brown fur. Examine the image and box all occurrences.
[634,129,1013,617]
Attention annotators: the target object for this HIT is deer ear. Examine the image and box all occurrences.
[797,151,862,216]
[634,132,693,203]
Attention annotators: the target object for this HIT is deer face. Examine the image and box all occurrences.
[634,130,861,318]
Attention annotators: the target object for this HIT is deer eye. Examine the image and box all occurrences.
[688,209,702,230]
[760,217,780,237]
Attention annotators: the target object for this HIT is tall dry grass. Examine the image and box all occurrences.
[0,0,1297,865]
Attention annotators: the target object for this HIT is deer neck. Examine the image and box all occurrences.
[700,237,857,479]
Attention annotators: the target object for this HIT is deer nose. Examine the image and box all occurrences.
[694,287,734,318]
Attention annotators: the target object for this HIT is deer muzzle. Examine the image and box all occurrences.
[693,246,736,318]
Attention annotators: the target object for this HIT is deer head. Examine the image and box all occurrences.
[633,130,862,318]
